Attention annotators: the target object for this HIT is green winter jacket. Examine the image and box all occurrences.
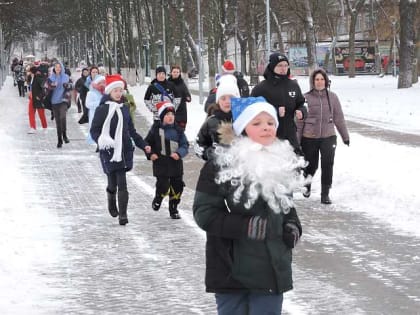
[193,160,301,294]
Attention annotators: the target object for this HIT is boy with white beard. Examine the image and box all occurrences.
[193,96,307,315]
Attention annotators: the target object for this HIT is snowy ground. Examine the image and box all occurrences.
[1,73,420,314]
[130,74,420,239]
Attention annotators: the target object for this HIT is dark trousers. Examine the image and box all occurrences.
[17,81,25,97]
[215,292,283,315]
[52,102,68,139]
[107,170,128,193]
[301,135,337,187]
[155,176,184,200]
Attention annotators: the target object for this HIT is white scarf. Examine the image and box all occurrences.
[98,101,124,162]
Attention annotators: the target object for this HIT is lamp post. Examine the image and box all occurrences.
[143,39,150,76]
[197,0,203,104]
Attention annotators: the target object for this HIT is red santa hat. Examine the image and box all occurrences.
[222,60,235,74]
[105,74,125,94]
[156,100,175,121]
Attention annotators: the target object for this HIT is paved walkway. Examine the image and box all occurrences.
[1,77,419,314]
[0,78,215,315]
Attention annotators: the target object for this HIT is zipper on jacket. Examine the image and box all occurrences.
[317,90,323,137]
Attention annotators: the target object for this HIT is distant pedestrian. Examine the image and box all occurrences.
[85,75,105,144]
[144,66,178,121]
[297,68,349,204]
[90,74,151,225]
[74,67,89,115]
[27,66,48,133]
[168,65,191,130]
[204,60,249,113]
[193,96,305,315]
[145,100,189,219]
[251,53,307,153]
[14,60,26,97]
[194,74,239,160]
[48,61,72,148]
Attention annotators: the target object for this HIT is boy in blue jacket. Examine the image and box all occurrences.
[145,100,189,219]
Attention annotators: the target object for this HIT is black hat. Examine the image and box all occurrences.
[269,53,289,71]
[155,66,166,75]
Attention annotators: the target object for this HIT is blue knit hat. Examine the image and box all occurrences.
[231,97,278,136]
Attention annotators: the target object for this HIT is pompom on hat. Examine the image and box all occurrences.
[216,74,240,103]
[231,96,279,136]
[105,74,125,94]
[222,60,235,74]
[156,100,175,121]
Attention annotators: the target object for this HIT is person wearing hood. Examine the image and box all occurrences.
[48,61,73,148]
[144,66,179,121]
[296,68,350,204]
[168,65,191,130]
[90,74,151,225]
[144,100,189,219]
[193,96,305,314]
[251,53,307,153]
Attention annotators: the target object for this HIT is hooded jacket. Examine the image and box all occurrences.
[48,62,72,106]
[251,66,307,150]
[296,69,349,143]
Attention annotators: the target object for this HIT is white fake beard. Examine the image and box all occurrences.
[214,137,308,214]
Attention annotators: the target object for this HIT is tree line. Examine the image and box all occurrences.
[0,0,419,88]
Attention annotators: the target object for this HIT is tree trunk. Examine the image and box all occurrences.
[302,0,317,74]
[345,0,365,78]
[270,10,285,54]
[398,0,416,88]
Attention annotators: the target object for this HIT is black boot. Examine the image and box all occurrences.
[63,132,70,143]
[321,185,332,204]
[106,189,118,217]
[152,195,163,211]
[169,199,181,219]
[303,184,311,198]
[57,136,63,148]
[118,190,129,225]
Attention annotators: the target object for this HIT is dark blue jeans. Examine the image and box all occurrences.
[215,292,283,315]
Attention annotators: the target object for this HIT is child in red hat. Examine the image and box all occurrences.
[90,74,151,225]
[144,100,189,219]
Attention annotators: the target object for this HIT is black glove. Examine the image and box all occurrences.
[247,216,267,241]
[344,139,350,146]
[283,223,300,248]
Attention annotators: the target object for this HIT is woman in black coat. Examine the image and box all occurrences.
[168,65,191,130]
[90,74,151,225]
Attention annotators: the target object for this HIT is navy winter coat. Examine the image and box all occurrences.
[90,95,148,174]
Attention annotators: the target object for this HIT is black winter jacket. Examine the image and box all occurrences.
[251,67,307,150]
[193,160,301,294]
[195,110,232,160]
[145,122,189,178]
[168,76,191,124]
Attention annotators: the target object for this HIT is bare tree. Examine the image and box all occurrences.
[397,0,416,88]
[344,0,365,78]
